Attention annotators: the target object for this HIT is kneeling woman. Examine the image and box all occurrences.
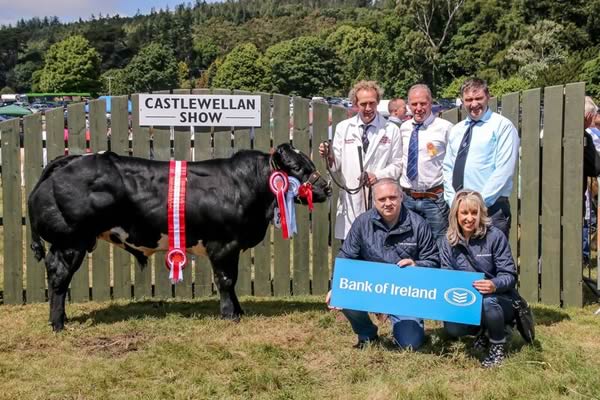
[440,190,517,367]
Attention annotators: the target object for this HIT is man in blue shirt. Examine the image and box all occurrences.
[328,178,439,350]
[442,78,519,237]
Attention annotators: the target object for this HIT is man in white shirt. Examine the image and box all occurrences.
[388,98,406,128]
[400,84,453,240]
[319,80,402,240]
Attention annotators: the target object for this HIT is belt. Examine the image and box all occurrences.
[402,185,444,200]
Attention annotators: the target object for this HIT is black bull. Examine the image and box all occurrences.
[27,143,331,331]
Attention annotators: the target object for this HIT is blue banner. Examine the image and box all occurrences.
[330,258,484,325]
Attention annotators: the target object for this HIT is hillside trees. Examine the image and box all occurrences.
[123,42,179,93]
[212,43,266,91]
[261,36,341,97]
[38,35,101,93]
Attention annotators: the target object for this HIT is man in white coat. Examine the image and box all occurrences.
[319,80,403,240]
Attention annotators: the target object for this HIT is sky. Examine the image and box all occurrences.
[0,0,221,27]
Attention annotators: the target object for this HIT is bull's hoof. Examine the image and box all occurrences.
[51,322,65,332]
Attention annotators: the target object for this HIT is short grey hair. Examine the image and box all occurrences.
[585,96,598,116]
[371,178,403,199]
[408,84,432,102]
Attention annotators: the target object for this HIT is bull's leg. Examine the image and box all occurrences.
[45,245,86,332]
[208,243,243,320]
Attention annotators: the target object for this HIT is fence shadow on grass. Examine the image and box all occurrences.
[69,297,327,326]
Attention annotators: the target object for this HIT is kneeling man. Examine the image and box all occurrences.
[332,178,439,350]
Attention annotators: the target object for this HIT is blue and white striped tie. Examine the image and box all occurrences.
[406,123,422,182]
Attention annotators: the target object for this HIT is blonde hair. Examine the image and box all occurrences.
[446,190,491,246]
[349,80,384,105]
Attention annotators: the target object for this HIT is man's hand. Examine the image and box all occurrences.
[318,142,334,167]
[366,172,377,186]
[397,259,416,267]
[325,290,341,310]
[473,279,496,294]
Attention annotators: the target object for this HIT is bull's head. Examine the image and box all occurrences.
[271,143,332,203]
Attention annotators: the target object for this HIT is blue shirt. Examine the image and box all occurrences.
[443,108,519,207]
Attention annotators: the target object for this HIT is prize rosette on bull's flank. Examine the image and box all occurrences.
[166,160,188,283]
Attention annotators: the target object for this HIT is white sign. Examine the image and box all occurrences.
[139,94,261,127]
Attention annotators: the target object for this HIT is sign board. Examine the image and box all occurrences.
[330,258,484,325]
[139,94,261,127]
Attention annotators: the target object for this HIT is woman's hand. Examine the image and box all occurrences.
[473,279,496,294]
[397,259,416,267]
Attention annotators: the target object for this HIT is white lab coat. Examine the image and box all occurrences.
[331,113,403,239]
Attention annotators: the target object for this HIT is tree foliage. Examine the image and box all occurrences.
[212,43,266,91]
[123,43,178,93]
[262,36,341,97]
[38,35,101,93]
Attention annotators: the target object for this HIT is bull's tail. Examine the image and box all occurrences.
[30,228,46,262]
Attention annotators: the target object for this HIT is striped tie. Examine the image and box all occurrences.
[361,124,371,153]
[452,120,479,191]
[406,123,422,182]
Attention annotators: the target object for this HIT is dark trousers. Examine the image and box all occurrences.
[488,197,511,237]
[444,293,515,344]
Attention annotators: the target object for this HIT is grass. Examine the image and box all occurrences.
[0,296,599,400]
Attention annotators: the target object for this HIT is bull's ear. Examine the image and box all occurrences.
[271,145,285,169]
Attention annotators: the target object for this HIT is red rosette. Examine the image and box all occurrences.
[269,171,289,239]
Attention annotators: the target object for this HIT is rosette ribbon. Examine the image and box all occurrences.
[298,182,314,211]
[284,177,301,237]
[269,171,290,239]
[165,160,187,283]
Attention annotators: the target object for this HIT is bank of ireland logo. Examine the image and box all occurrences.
[444,288,477,307]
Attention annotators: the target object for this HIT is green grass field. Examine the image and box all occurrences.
[0,297,599,400]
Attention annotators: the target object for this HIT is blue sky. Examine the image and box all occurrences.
[0,0,222,27]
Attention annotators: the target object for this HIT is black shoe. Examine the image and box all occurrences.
[353,336,379,349]
[472,333,489,352]
[481,343,506,368]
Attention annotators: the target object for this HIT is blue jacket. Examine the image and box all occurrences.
[338,205,439,268]
[439,226,517,293]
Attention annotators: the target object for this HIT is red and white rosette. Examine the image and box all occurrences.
[166,159,188,283]
[298,182,314,211]
[269,171,290,239]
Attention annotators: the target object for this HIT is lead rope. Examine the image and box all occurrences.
[322,141,368,195]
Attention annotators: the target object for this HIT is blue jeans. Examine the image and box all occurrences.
[402,192,449,241]
[341,308,426,349]
[444,293,514,344]
[488,197,511,238]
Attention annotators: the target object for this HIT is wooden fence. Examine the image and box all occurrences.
[0,83,588,307]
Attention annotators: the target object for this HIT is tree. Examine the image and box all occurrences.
[100,69,128,95]
[489,76,531,97]
[6,61,40,92]
[212,43,266,91]
[505,20,567,82]
[123,42,178,93]
[581,53,600,99]
[326,25,389,92]
[38,35,101,93]
[262,36,341,97]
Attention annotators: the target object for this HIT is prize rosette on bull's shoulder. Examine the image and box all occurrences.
[269,171,290,239]
[166,160,188,283]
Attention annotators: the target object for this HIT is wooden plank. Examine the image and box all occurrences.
[23,113,46,303]
[253,93,273,296]
[292,97,311,295]
[190,89,214,297]
[519,88,541,303]
[111,96,133,300]
[540,86,563,306]
[1,119,23,304]
[330,106,347,263]
[312,101,330,295]
[441,107,459,125]
[272,93,291,296]
[129,94,153,299]
[171,89,194,299]
[45,108,65,163]
[66,103,90,302]
[488,97,498,112]
[500,92,520,264]
[88,98,111,302]
[232,89,253,296]
[562,83,584,307]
